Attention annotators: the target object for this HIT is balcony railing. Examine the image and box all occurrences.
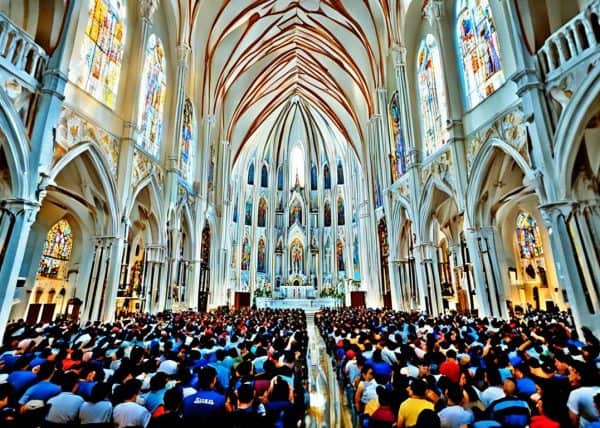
[537,1,600,80]
[0,12,47,86]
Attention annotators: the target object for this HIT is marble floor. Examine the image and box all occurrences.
[305,310,354,428]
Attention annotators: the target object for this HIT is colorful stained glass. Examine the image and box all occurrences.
[180,98,193,181]
[324,199,331,227]
[337,161,344,185]
[457,0,504,107]
[277,167,283,190]
[516,212,544,259]
[71,0,126,108]
[245,199,252,225]
[38,219,73,279]
[337,239,345,271]
[353,232,360,280]
[261,165,268,187]
[248,162,255,185]
[388,92,406,181]
[337,195,345,225]
[257,238,266,273]
[290,201,302,225]
[324,164,331,189]
[241,235,251,271]
[290,239,303,274]
[311,164,318,190]
[417,34,448,155]
[257,197,267,227]
[137,34,166,158]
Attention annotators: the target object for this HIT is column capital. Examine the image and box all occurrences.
[139,0,159,22]
[538,201,576,224]
[176,44,191,67]
[1,198,40,222]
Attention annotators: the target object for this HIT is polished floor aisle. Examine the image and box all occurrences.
[305,310,354,428]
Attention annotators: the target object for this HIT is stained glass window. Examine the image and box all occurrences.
[137,34,166,158]
[337,239,345,271]
[257,197,267,227]
[417,34,448,155]
[337,161,344,185]
[38,219,73,279]
[261,165,268,187]
[516,212,544,259]
[180,98,194,181]
[257,238,266,273]
[353,233,360,280]
[241,235,250,271]
[248,162,255,185]
[311,164,318,190]
[233,202,238,223]
[290,201,302,225]
[277,167,284,190]
[388,92,406,181]
[245,199,252,225]
[71,0,126,108]
[324,164,331,189]
[324,199,331,227]
[337,195,345,225]
[457,0,504,107]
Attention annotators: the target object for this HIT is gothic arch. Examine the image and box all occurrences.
[127,174,164,245]
[553,67,600,199]
[466,138,534,226]
[0,87,29,199]
[48,142,119,236]
[418,175,458,240]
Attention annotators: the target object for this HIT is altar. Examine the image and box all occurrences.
[255,296,341,310]
[277,286,315,299]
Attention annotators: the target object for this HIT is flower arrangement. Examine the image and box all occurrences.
[254,285,271,298]
[319,287,344,299]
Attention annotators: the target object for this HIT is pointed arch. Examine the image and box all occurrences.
[418,174,457,239]
[127,173,165,244]
[337,160,344,185]
[248,161,255,185]
[324,198,332,227]
[311,163,318,190]
[245,197,252,225]
[337,194,345,225]
[323,164,331,189]
[261,164,268,187]
[257,196,267,227]
[257,236,266,273]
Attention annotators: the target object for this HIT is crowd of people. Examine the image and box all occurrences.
[316,308,600,428]
[0,308,308,427]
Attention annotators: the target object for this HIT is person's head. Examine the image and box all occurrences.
[149,372,168,392]
[37,361,55,380]
[270,376,290,402]
[445,384,463,406]
[376,385,391,407]
[361,364,374,381]
[425,384,442,404]
[121,379,142,402]
[503,377,517,396]
[409,379,427,398]
[415,409,441,428]
[163,387,183,412]
[0,383,12,408]
[89,382,110,403]
[61,371,79,392]
[446,349,457,360]
[237,383,255,404]
[554,352,570,373]
[198,366,218,390]
[485,367,502,386]
[236,360,253,377]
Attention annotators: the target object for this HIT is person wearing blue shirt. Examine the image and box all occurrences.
[18,362,60,406]
[6,357,37,398]
[182,366,226,427]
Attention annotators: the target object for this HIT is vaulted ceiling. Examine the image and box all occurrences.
[176,0,408,164]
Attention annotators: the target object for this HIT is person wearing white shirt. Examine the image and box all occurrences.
[45,372,84,425]
[113,379,151,428]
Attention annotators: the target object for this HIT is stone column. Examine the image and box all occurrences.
[0,200,39,336]
[387,259,401,310]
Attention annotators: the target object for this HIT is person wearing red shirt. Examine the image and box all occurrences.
[440,350,461,384]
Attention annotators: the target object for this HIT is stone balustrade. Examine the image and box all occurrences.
[537,1,600,80]
[0,12,47,85]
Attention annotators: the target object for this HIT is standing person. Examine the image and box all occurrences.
[567,361,600,427]
[79,382,113,427]
[397,379,434,428]
[149,387,183,428]
[487,378,531,428]
[182,366,226,428]
[113,379,151,428]
[438,384,474,428]
[44,372,84,427]
[355,364,379,426]
[229,383,266,428]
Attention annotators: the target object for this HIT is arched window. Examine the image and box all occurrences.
[337,161,344,185]
[324,199,331,227]
[417,34,448,155]
[277,167,284,190]
[388,92,406,181]
[241,235,250,271]
[516,212,544,259]
[257,197,267,227]
[71,0,126,108]
[337,239,345,271]
[289,201,302,225]
[261,165,268,187]
[232,202,238,223]
[248,162,255,185]
[311,164,318,190]
[337,195,345,225]
[457,0,504,107]
[290,145,305,187]
[324,164,331,189]
[257,238,266,273]
[180,98,194,181]
[38,219,73,280]
[353,233,360,280]
[245,199,252,225]
[137,34,166,158]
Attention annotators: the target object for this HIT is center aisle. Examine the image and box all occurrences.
[305,310,354,428]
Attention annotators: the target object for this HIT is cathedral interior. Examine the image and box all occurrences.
[0,0,598,338]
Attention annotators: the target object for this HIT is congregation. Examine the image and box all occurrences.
[317,308,600,428]
[0,308,308,427]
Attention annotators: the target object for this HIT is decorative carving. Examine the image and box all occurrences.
[421,149,453,185]
[467,107,529,172]
[133,149,163,187]
[55,107,120,174]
